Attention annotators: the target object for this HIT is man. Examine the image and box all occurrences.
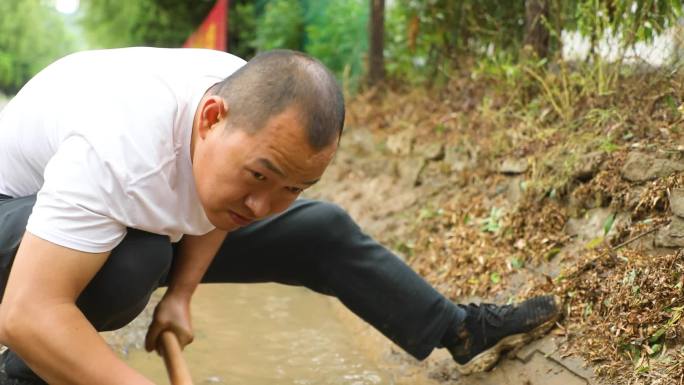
[0,48,558,384]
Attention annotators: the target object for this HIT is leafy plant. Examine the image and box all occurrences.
[0,0,76,93]
[305,0,368,90]
[229,2,257,59]
[251,0,305,51]
[480,207,503,233]
[509,256,525,269]
[80,0,216,48]
[603,212,616,236]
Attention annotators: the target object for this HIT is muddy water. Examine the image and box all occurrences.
[121,283,428,385]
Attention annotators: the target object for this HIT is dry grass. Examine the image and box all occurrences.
[345,60,684,383]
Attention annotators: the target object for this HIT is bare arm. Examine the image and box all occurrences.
[0,232,154,385]
[166,228,228,301]
[145,228,228,352]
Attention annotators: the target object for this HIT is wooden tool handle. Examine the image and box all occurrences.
[160,331,194,385]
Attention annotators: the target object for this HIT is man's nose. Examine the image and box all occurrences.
[245,192,271,218]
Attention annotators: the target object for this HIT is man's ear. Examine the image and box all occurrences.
[198,96,228,139]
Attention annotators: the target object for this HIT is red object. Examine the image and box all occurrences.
[182,0,228,51]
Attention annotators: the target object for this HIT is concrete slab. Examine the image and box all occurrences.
[428,351,589,385]
[515,335,597,383]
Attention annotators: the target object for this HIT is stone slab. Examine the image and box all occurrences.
[394,157,426,187]
[499,158,529,174]
[621,152,684,182]
[456,352,589,385]
[516,336,597,382]
[573,152,605,181]
[386,130,415,156]
[670,188,684,218]
[415,141,445,161]
[655,215,684,248]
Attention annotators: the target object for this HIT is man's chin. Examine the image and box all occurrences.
[207,213,240,231]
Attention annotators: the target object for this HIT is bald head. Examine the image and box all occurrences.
[211,50,345,150]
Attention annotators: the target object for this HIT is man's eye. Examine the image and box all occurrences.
[286,186,303,194]
[252,171,266,181]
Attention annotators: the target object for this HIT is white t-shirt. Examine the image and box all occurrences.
[0,47,246,252]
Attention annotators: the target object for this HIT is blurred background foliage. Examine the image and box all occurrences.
[0,0,77,94]
[80,0,217,48]
[0,0,682,95]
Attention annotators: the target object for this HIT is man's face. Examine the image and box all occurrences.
[192,103,337,231]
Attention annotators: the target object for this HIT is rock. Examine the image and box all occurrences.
[564,208,629,243]
[625,185,646,209]
[655,216,684,248]
[621,152,684,182]
[417,160,449,189]
[670,188,684,217]
[444,146,470,172]
[609,212,632,243]
[573,151,605,181]
[504,176,525,207]
[445,143,479,173]
[385,129,415,156]
[414,141,444,161]
[355,158,393,178]
[498,158,529,174]
[564,209,608,239]
[341,127,375,156]
[394,157,425,187]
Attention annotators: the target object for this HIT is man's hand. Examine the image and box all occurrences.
[144,228,228,354]
[145,292,194,353]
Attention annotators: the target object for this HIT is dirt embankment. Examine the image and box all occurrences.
[306,73,684,384]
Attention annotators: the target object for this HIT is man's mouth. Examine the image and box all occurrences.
[228,210,253,226]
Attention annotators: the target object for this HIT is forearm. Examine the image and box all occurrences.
[0,232,151,384]
[166,228,228,299]
[4,302,153,385]
[145,229,228,351]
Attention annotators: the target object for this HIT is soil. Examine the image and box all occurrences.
[304,77,684,385]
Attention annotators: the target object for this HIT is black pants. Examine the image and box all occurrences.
[0,194,464,381]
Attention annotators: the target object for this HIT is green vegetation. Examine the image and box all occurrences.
[236,0,369,89]
[251,0,305,51]
[80,0,215,48]
[0,1,76,93]
[3,0,681,96]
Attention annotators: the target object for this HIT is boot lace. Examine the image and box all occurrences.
[471,303,514,345]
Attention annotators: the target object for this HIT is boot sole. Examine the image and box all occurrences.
[453,311,560,375]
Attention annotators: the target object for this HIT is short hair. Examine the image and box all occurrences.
[211,50,345,150]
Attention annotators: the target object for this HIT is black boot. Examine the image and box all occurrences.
[446,295,560,374]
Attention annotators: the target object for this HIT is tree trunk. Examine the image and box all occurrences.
[523,0,550,59]
[368,0,385,86]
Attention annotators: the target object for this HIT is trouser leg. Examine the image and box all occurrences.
[0,196,464,382]
[202,199,465,360]
[76,229,173,331]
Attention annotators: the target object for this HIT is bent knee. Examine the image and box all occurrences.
[298,200,358,232]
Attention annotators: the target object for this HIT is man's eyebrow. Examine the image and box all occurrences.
[257,158,320,186]
[258,158,287,178]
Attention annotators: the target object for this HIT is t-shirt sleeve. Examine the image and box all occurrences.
[26,136,127,253]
